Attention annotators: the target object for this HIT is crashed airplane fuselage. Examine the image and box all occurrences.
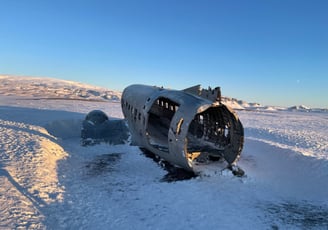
[121,84,244,173]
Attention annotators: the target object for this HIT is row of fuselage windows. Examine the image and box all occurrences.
[155,98,179,112]
[122,99,142,122]
[122,97,179,122]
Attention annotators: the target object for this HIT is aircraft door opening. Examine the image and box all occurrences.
[146,97,179,152]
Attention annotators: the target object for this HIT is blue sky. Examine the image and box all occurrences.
[1,0,327,108]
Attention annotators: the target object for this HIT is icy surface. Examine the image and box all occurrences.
[1,76,328,229]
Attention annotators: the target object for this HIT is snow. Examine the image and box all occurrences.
[1,76,328,229]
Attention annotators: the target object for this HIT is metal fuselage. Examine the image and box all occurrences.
[121,84,244,172]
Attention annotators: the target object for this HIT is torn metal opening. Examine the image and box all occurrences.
[186,105,244,165]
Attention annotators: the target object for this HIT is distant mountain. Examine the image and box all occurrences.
[288,105,310,111]
[221,96,266,111]
[287,105,328,113]
[222,97,327,113]
[0,75,121,102]
[1,75,326,113]
[0,75,260,109]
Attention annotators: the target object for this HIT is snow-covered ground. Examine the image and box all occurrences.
[1,76,328,229]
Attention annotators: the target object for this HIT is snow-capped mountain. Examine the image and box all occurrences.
[0,75,257,109]
[221,96,263,110]
[0,75,261,108]
[0,75,121,102]
[1,75,326,113]
[288,105,310,111]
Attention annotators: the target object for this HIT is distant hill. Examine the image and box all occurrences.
[287,105,328,113]
[221,96,262,110]
[1,75,326,113]
[0,75,258,108]
[288,105,310,111]
[0,75,121,102]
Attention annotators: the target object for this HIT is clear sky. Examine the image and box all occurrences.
[1,0,327,108]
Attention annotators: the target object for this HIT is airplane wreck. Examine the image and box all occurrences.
[121,84,244,176]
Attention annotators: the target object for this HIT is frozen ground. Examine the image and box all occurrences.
[0,76,328,229]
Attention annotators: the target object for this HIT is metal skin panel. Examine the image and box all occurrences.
[121,84,244,173]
